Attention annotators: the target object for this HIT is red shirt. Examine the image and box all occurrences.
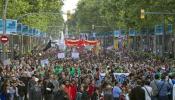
[88,84,95,96]
[64,85,71,99]
[70,84,77,100]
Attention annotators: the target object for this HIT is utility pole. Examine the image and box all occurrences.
[2,0,9,60]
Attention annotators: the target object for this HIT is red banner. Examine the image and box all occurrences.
[65,39,99,47]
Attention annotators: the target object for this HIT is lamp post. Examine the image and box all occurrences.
[2,0,9,60]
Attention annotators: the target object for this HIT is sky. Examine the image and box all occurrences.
[62,0,80,21]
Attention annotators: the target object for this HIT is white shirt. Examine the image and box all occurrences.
[142,85,153,100]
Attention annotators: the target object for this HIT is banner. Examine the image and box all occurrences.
[17,23,22,33]
[100,73,106,81]
[3,59,11,66]
[121,30,126,37]
[93,32,96,38]
[129,28,136,36]
[22,25,29,34]
[35,30,40,37]
[40,59,49,67]
[65,39,99,47]
[37,30,41,37]
[28,28,33,36]
[58,53,65,59]
[6,19,17,34]
[113,73,129,83]
[0,19,17,34]
[114,30,120,37]
[168,24,173,33]
[71,52,79,59]
[155,25,163,35]
[32,29,37,36]
[0,19,2,34]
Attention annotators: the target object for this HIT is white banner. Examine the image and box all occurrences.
[71,52,79,59]
[3,59,11,66]
[100,73,106,81]
[113,73,129,83]
[58,53,65,59]
[40,59,49,67]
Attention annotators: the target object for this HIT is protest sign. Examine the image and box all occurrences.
[71,52,79,59]
[113,73,129,83]
[100,73,106,81]
[3,59,11,66]
[58,53,65,59]
[40,59,49,67]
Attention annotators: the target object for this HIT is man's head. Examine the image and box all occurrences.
[154,74,160,80]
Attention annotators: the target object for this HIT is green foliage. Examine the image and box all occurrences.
[69,0,175,34]
[0,0,64,38]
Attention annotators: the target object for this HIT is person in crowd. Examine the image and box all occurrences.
[19,72,30,100]
[51,75,59,93]
[17,81,25,100]
[157,74,173,100]
[88,79,96,98]
[112,81,122,100]
[81,85,90,100]
[70,80,77,100]
[76,83,84,100]
[53,83,69,100]
[104,84,113,100]
[64,80,71,100]
[28,76,37,100]
[150,74,160,100]
[129,80,145,100]
[30,79,43,100]
[91,87,100,100]
[0,47,175,100]
[7,81,16,100]
[0,79,10,100]
[142,80,153,100]
[43,76,55,100]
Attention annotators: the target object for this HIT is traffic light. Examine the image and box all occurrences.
[141,9,145,19]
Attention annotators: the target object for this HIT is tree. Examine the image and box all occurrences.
[0,0,64,38]
[70,0,175,34]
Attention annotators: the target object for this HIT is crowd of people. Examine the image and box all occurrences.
[0,47,175,100]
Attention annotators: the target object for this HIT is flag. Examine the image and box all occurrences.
[70,67,75,77]
[54,66,63,75]
[43,40,51,51]
[78,67,81,77]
